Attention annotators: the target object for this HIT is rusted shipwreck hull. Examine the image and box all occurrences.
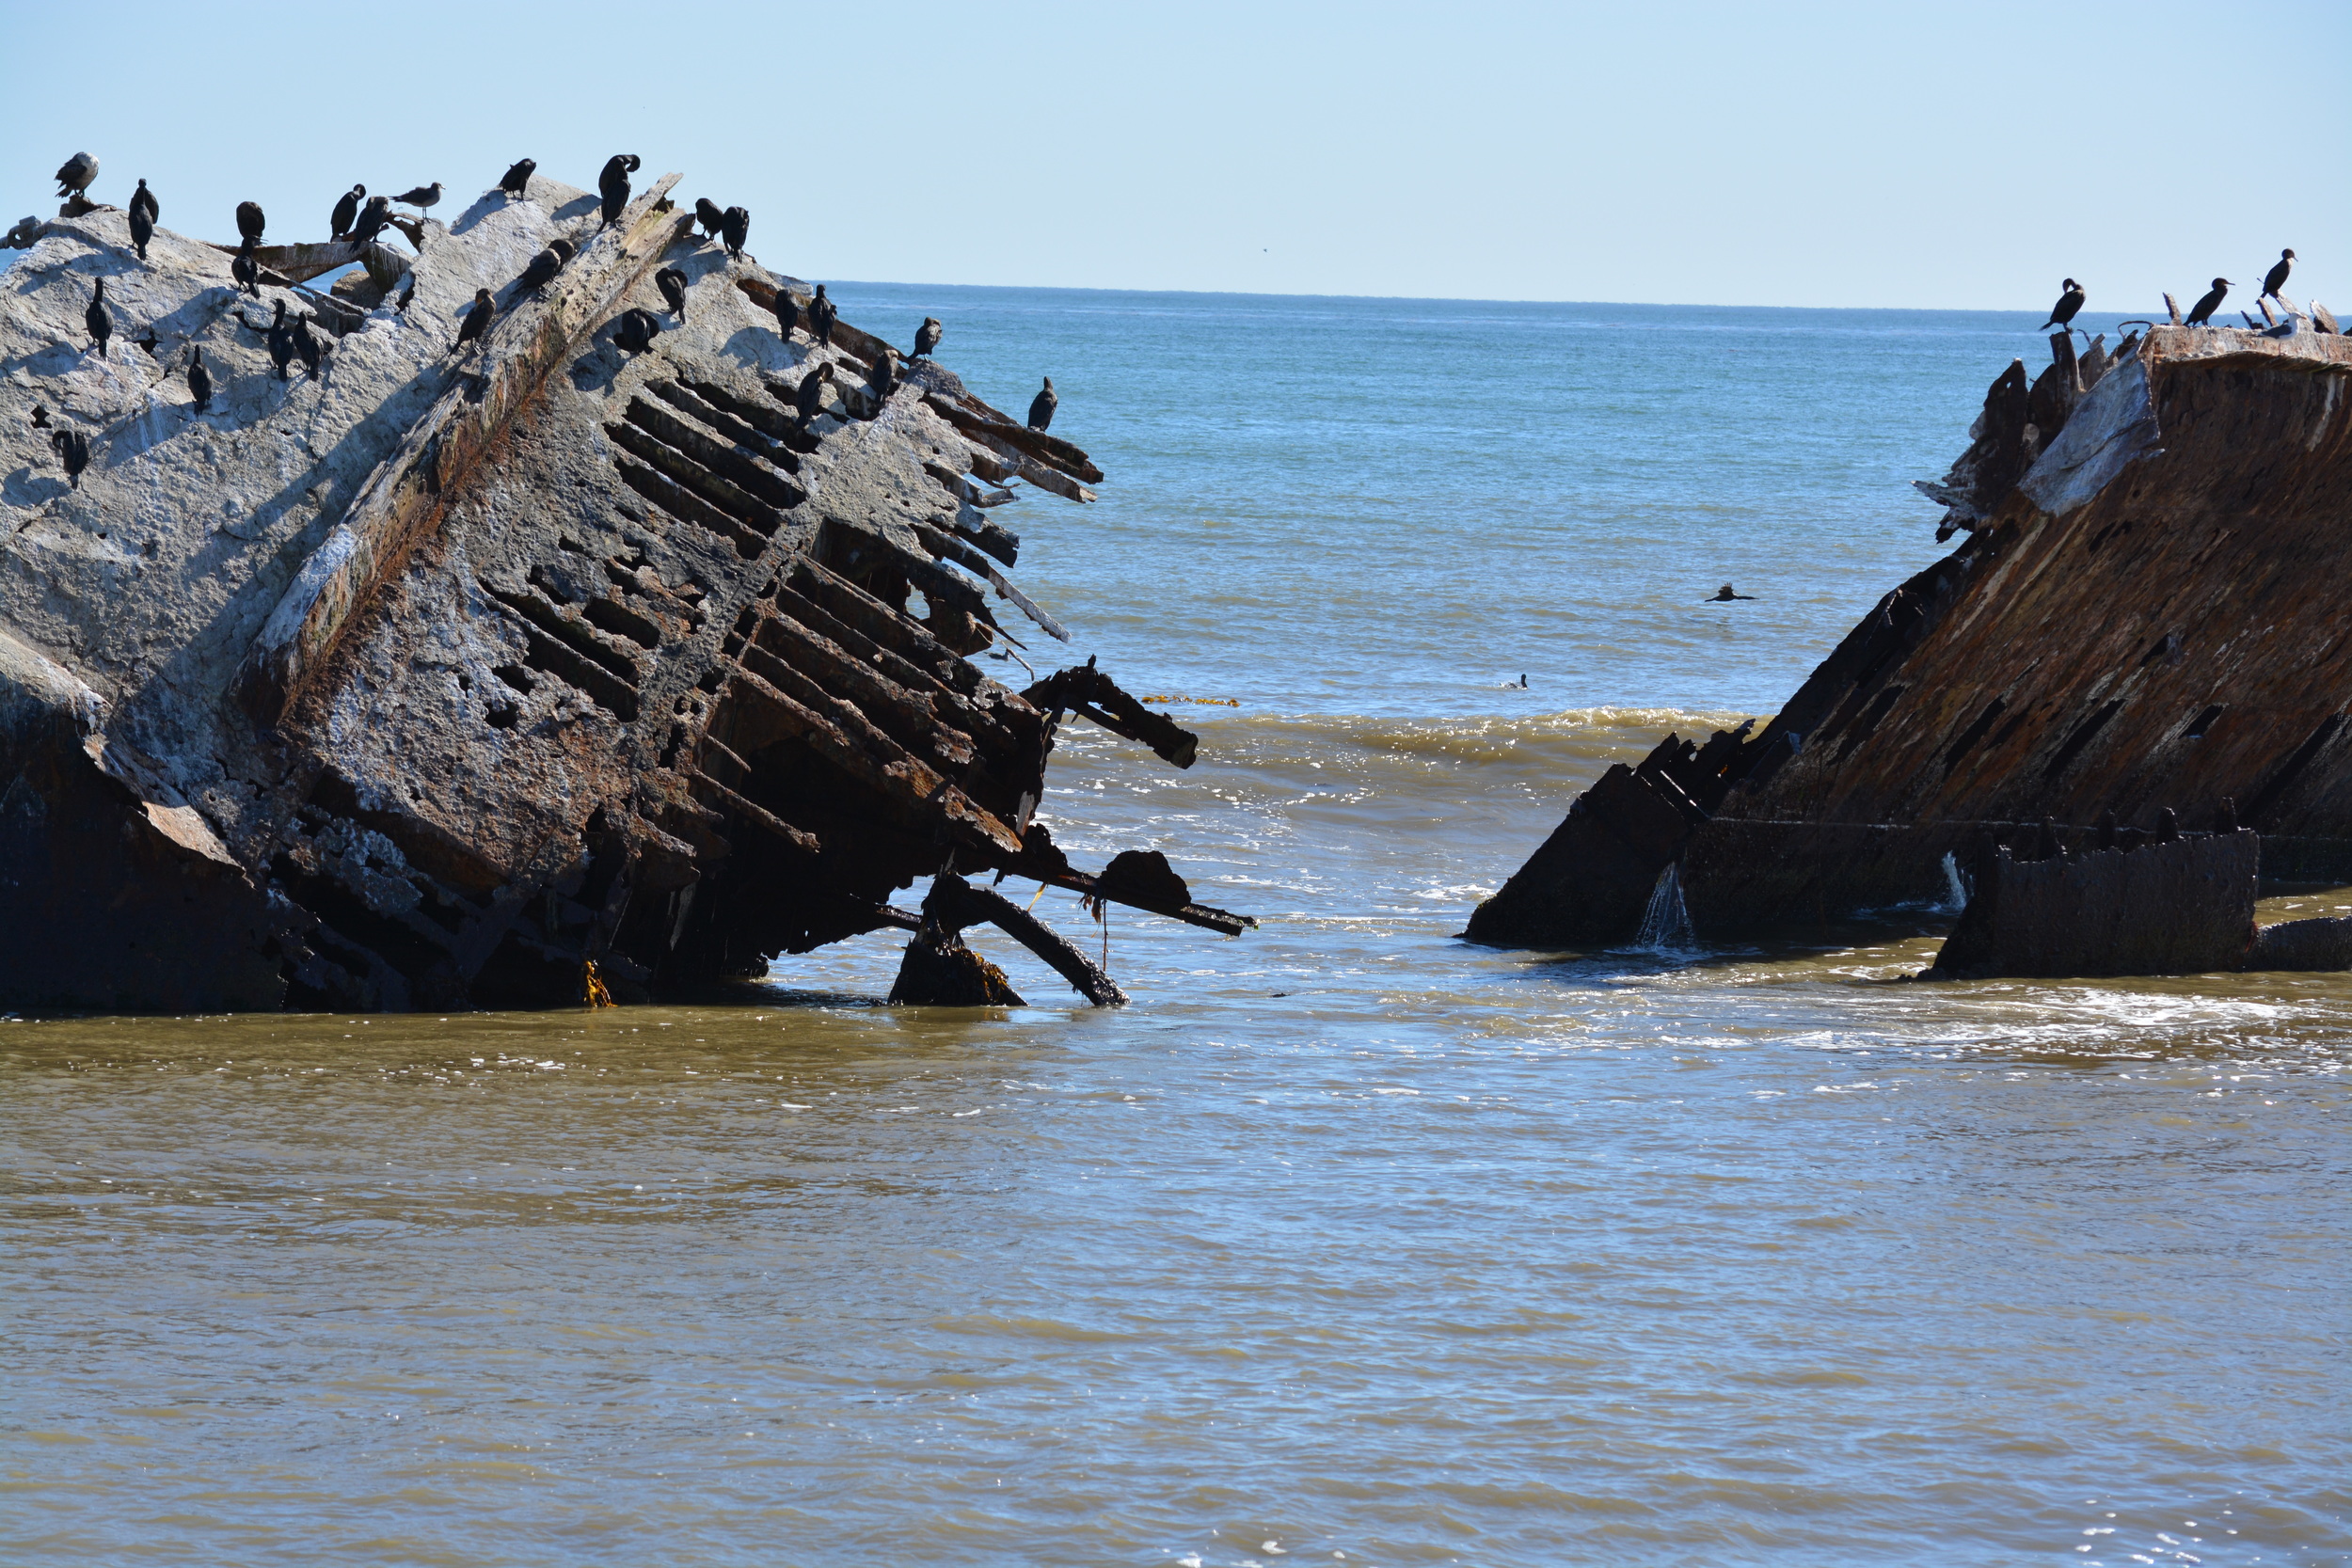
[1472,315,2352,949]
[1,170,1245,1012]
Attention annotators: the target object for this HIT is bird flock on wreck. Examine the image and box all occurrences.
[19,150,1065,492]
[2034,247,2334,337]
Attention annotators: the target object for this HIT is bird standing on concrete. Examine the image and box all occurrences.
[230,237,262,297]
[330,183,366,240]
[794,362,834,426]
[84,278,111,357]
[694,198,725,240]
[599,154,640,228]
[52,427,90,487]
[55,152,99,200]
[655,266,688,319]
[350,196,394,245]
[772,289,802,341]
[810,283,836,347]
[236,201,266,245]
[614,308,662,355]
[391,182,443,221]
[721,206,750,258]
[1027,376,1057,431]
[129,200,154,262]
[498,159,536,198]
[454,289,495,353]
[2262,248,2296,302]
[266,300,295,380]
[186,346,212,413]
[2185,277,2232,326]
[913,317,942,359]
[2038,278,2085,332]
[293,313,326,379]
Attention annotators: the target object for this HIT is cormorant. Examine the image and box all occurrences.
[868,346,898,409]
[294,312,326,379]
[519,239,573,293]
[598,154,640,228]
[721,206,749,257]
[694,198,725,240]
[913,317,942,359]
[391,182,443,219]
[84,278,111,357]
[350,196,394,245]
[54,151,99,199]
[129,178,158,223]
[794,362,834,425]
[810,284,836,346]
[2184,277,2232,326]
[454,289,495,352]
[2038,278,2085,332]
[1026,376,1057,431]
[52,428,90,487]
[772,289,802,341]
[186,346,212,413]
[614,308,661,355]
[498,158,537,198]
[235,200,265,245]
[1708,583,1755,601]
[230,237,262,297]
[129,201,153,261]
[266,300,294,380]
[330,183,366,240]
[2262,248,2295,301]
[655,265,688,319]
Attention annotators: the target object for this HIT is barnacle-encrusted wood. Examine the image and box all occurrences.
[0,170,1247,1011]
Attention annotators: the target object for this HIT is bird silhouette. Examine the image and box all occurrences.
[54,152,99,199]
[794,362,834,425]
[2184,277,2232,326]
[129,179,158,223]
[391,182,443,220]
[51,427,90,487]
[519,238,575,294]
[330,183,366,240]
[186,346,212,413]
[694,198,725,240]
[613,308,662,355]
[867,346,899,411]
[809,284,836,347]
[454,289,495,353]
[350,196,393,245]
[913,317,942,359]
[599,154,640,228]
[2038,278,2085,332]
[235,201,265,245]
[2262,248,2295,302]
[1708,583,1755,601]
[655,266,688,320]
[772,289,802,341]
[84,278,111,356]
[230,237,262,297]
[721,206,750,258]
[266,300,294,380]
[129,202,153,261]
[1027,376,1057,431]
[498,159,536,198]
[293,312,326,379]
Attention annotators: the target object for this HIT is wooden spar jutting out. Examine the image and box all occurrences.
[0,169,1250,1013]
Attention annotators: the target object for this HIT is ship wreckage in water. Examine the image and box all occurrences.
[0,169,1248,1012]
[1474,311,2352,975]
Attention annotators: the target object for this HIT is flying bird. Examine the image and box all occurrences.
[230,237,262,296]
[129,201,153,261]
[913,317,942,359]
[129,179,158,223]
[810,283,836,346]
[266,300,294,380]
[2185,277,2232,326]
[186,346,213,413]
[772,289,802,341]
[599,154,641,228]
[613,307,662,355]
[330,183,366,240]
[391,181,443,219]
[2262,248,2296,301]
[454,289,495,352]
[655,265,688,319]
[350,195,394,245]
[293,312,326,379]
[721,206,749,257]
[52,428,91,487]
[1027,376,1057,431]
[54,151,99,199]
[236,200,265,245]
[694,198,725,240]
[498,158,536,198]
[84,278,111,356]
[794,361,834,425]
[2038,278,2085,332]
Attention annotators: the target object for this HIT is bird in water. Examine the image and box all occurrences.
[2037,277,2085,332]
[1708,583,1755,601]
[391,181,443,220]
[599,154,641,228]
[772,288,802,341]
[793,361,834,425]
[2185,277,2232,326]
[2262,248,2296,302]
[519,238,575,293]
[350,195,394,245]
[867,346,899,410]
[694,198,725,240]
[913,317,943,359]
[498,158,536,199]
[84,278,112,357]
[235,200,265,245]
[721,206,750,258]
[230,237,262,297]
[186,346,213,413]
[293,312,326,379]
[655,266,689,319]
[129,200,154,262]
[330,183,366,240]
[266,300,295,380]
[52,427,90,488]
[1027,376,1057,431]
[613,308,662,355]
[809,283,836,347]
[56,151,100,200]
[454,289,496,353]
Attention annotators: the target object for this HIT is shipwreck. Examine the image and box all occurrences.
[0,166,1248,1013]
[1472,310,2352,967]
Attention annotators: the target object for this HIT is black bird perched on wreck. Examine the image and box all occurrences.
[913,317,943,359]
[129,179,158,224]
[391,182,443,220]
[185,345,212,413]
[794,361,834,425]
[235,201,265,245]
[613,308,662,355]
[293,312,326,380]
[84,278,111,357]
[230,237,262,297]
[265,300,294,381]
[128,200,154,262]
[2185,277,2232,326]
[2038,278,2085,332]
[721,206,750,258]
[54,152,99,200]
[599,154,640,228]
[867,346,899,411]
[2262,248,2296,302]
[498,159,536,198]
[454,289,495,353]
[350,196,394,245]
[772,288,802,341]
[809,284,837,346]
[330,183,366,240]
[1027,376,1057,431]
[51,427,90,488]
[694,198,725,240]
[655,266,689,319]
[518,238,575,294]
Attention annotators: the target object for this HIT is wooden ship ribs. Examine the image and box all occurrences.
[0,170,1248,1012]
[1472,311,2352,948]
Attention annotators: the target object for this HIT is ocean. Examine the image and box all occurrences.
[5,286,2345,1566]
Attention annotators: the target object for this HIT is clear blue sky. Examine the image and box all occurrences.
[6,0,2344,310]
